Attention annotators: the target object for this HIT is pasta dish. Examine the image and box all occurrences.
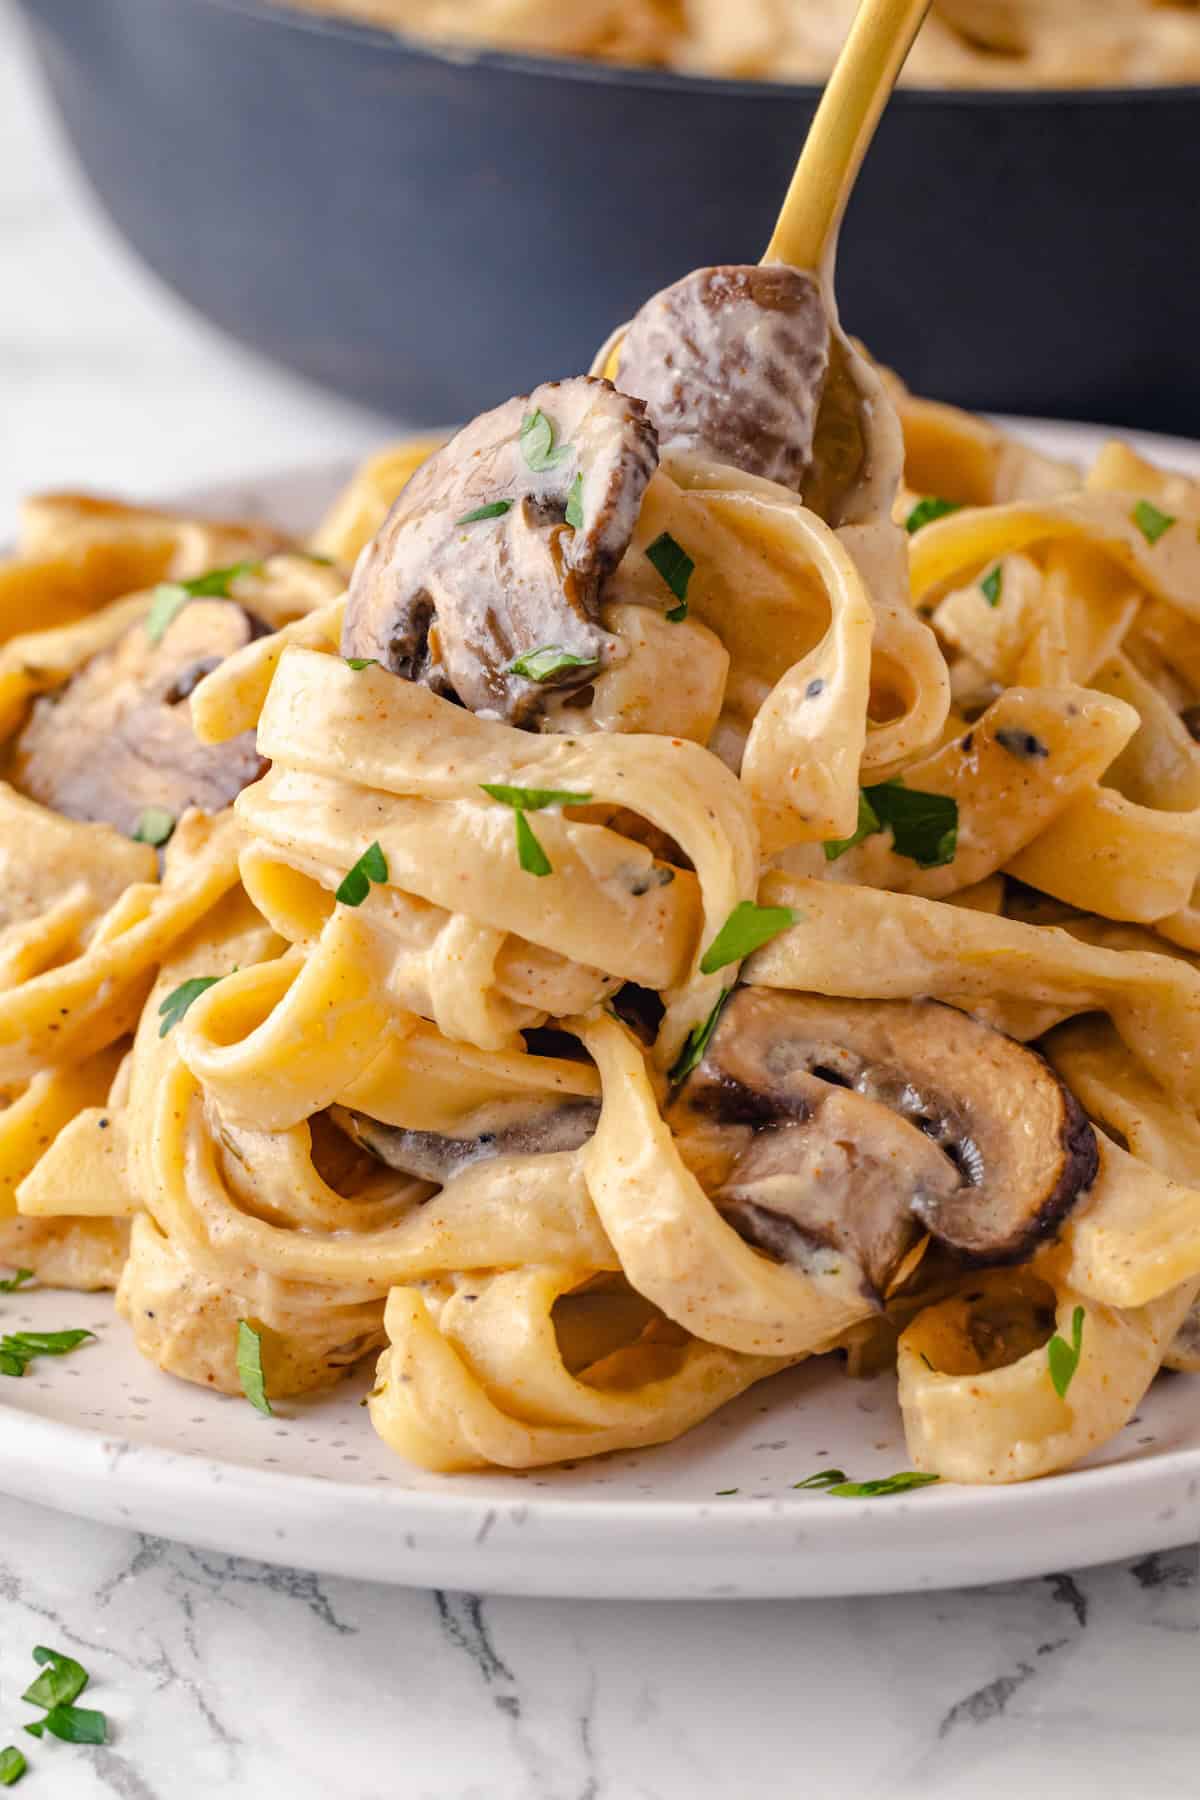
[278,0,1200,89]
[3,243,1200,1487]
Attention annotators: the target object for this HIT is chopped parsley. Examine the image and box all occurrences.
[480,783,592,879]
[823,790,882,863]
[519,409,572,473]
[0,1270,33,1294]
[980,564,1003,607]
[22,1649,88,1713]
[645,531,694,617]
[792,1469,848,1490]
[344,656,378,671]
[715,1488,739,1496]
[508,646,592,683]
[0,1747,25,1785]
[698,901,796,975]
[1047,1304,1085,1399]
[0,1331,93,1379]
[236,1320,272,1416]
[146,560,261,642]
[335,841,389,907]
[1132,498,1175,546]
[904,496,962,534]
[455,499,513,526]
[668,989,731,1085]
[131,806,175,848]
[564,474,585,530]
[824,1471,941,1498]
[863,780,958,869]
[24,1706,106,1746]
[158,974,221,1037]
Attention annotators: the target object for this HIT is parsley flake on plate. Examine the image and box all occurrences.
[825,1471,940,1498]
[0,1330,93,1379]
[699,901,796,974]
[792,1469,848,1490]
[236,1320,273,1417]
[0,1269,33,1294]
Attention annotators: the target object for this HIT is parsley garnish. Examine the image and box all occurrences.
[335,841,389,907]
[158,975,221,1037]
[564,474,585,530]
[980,564,1003,607]
[344,656,379,671]
[519,410,572,473]
[0,1270,33,1294]
[22,1649,88,1713]
[1047,1304,1085,1398]
[508,646,591,683]
[0,1331,93,1379]
[146,561,261,642]
[904,496,961,533]
[793,1469,848,1490]
[455,500,513,526]
[131,806,175,847]
[715,1488,739,1496]
[645,531,694,615]
[668,989,731,1085]
[1132,499,1175,546]
[24,1706,106,1745]
[236,1320,272,1416]
[823,791,882,863]
[825,1471,940,1498]
[479,784,592,880]
[864,780,958,869]
[0,1747,25,1785]
[699,902,795,974]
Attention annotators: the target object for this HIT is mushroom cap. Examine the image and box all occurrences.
[668,987,1097,1295]
[13,598,268,837]
[330,1097,600,1185]
[341,376,658,726]
[616,264,829,492]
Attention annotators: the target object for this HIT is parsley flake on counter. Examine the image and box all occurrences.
[519,410,572,473]
[1048,1304,1085,1398]
[508,646,591,683]
[455,499,513,526]
[131,806,176,847]
[564,474,585,530]
[0,1269,33,1293]
[699,901,796,975]
[157,974,221,1037]
[480,784,592,879]
[904,496,962,534]
[0,1747,25,1785]
[645,531,694,615]
[22,1649,88,1713]
[980,564,1003,607]
[792,1469,848,1490]
[863,780,958,869]
[344,656,379,671]
[236,1319,273,1416]
[24,1706,107,1746]
[0,1330,93,1379]
[826,1471,940,1498]
[1132,498,1176,546]
[335,841,389,907]
[668,989,731,1085]
[823,790,882,862]
[146,560,262,642]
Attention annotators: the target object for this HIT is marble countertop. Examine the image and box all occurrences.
[1,6,1197,1796]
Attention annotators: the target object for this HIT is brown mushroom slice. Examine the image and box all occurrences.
[330,1096,600,1186]
[341,376,659,726]
[668,988,1097,1285]
[12,597,268,838]
[616,264,830,493]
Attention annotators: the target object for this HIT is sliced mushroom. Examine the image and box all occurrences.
[330,1097,600,1186]
[615,264,830,492]
[341,376,658,726]
[13,598,268,837]
[666,988,1097,1296]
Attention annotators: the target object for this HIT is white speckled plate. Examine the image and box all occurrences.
[1,420,1197,1599]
